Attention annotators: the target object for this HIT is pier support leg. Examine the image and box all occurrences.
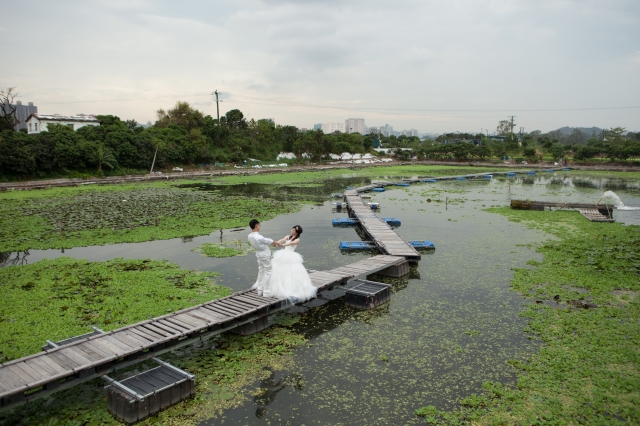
[376,260,410,278]
[229,315,270,336]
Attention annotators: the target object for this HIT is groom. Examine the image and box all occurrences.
[248,219,279,297]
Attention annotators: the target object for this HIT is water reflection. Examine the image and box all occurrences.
[0,250,30,267]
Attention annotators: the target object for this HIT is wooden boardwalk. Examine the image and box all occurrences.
[344,187,421,261]
[0,255,404,409]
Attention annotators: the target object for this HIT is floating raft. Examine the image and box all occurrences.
[423,179,438,183]
[367,202,380,210]
[345,280,391,310]
[332,218,359,226]
[506,172,517,177]
[382,218,401,226]
[482,175,492,179]
[395,182,410,187]
[526,171,536,175]
[455,177,467,181]
[408,240,435,249]
[339,241,377,250]
[371,188,385,192]
[545,169,555,173]
[578,208,615,222]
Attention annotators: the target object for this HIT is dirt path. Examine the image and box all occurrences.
[1,160,637,191]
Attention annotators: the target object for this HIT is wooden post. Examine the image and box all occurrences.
[58,221,64,236]
[155,218,158,227]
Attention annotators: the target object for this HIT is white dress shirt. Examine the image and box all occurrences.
[248,232,274,258]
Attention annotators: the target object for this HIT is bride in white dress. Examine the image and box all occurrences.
[268,225,317,302]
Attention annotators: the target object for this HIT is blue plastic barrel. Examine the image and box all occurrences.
[455,177,467,181]
[396,183,410,187]
[382,218,401,226]
[372,188,385,192]
[506,172,517,177]
[409,240,435,249]
[423,179,437,183]
[332,218,358,226]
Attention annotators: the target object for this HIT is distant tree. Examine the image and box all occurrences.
[156,101,205,131]
[0,87,19,131]
[521,134,533,148]
[223,109,248,130]
[125,119,138,131]
[566,129,588,146]
[505,133,520,154]
[606,127,627,147]
[96,145,117,173]
[523,146,537,162]
[549,144,564,160]
[496,120,512,136]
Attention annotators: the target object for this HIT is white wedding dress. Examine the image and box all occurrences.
[268,244,317,302]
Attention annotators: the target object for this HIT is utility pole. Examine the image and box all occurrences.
[211,90,222,125]
[508,116,516,134]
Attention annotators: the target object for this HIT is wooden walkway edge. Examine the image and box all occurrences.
[0,255,404,410]
[343,186,421,261]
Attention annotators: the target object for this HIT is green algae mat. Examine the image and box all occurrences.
[0,257,230,362]
[415,209,640,424]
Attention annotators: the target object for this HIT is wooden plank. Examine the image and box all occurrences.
[47,351,80,370]
[107,333,144,351]
[38,355,68,375]
[224,298,256,311]
[91,338,125,357]
[0,367,29,389]
[14,362,45,382]
[173,313,208,328]
[77,341,112,359]
[29,357,60,377]
[163,317,196,331]
[153,321,185,335]
[142,323,175,338]
[102,335,136,352]
[58,347,93,367]
[119,331,153,348]
[189,308,225,322]
[127,327,160,344]
[233,295,267,307]
[214,301,247,314]
[7,364,38,383]
[132,326,165,341]
[205,304,240,318]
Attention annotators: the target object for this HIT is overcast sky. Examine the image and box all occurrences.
[2,0,639,133]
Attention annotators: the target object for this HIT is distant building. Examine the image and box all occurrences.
[1,100,38,131]
[379,124,393,137]
[345,118,365,135]
[26,113,100,134]
[319,122,344,133]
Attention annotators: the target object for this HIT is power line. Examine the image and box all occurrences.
[39,96,640,113]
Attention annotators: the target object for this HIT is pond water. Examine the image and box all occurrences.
[2,171,640,424]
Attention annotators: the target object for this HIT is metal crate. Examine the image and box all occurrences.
[345,280,391,310]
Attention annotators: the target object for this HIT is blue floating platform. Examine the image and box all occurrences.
[382,218,401,226]
[423,179,438,183]
[526,171,536,175]
[372,188,385,192]
[455,177,467,181]
[395,182,410,187]
[332,218,358,226]
[545,169,555,173]
[561,167,571,171]
[339,241,377,250]
[409,240,435,249]
[506,172,517,177]
[482,175,492,179]
[367,202,380,210]
[331,193,342,198]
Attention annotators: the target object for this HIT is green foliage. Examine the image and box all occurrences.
[433,208,640,425]
[0,181,300,252]
[0,257,230,362]
[194,242,249,258]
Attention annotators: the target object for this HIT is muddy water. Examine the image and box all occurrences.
[3,172,640,424]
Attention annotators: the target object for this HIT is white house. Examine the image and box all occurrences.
[25,114,100,134]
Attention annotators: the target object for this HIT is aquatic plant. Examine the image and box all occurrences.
[194,242,250,258]
[0,257,230,362]
[429,208,640,424]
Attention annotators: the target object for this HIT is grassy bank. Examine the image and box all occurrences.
[417,209,640,424]
[0,165,503,253]
[0,257,231,362]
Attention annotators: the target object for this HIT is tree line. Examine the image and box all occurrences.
[0,102,375,179]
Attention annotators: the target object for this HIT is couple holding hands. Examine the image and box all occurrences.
[247,219,317,302]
